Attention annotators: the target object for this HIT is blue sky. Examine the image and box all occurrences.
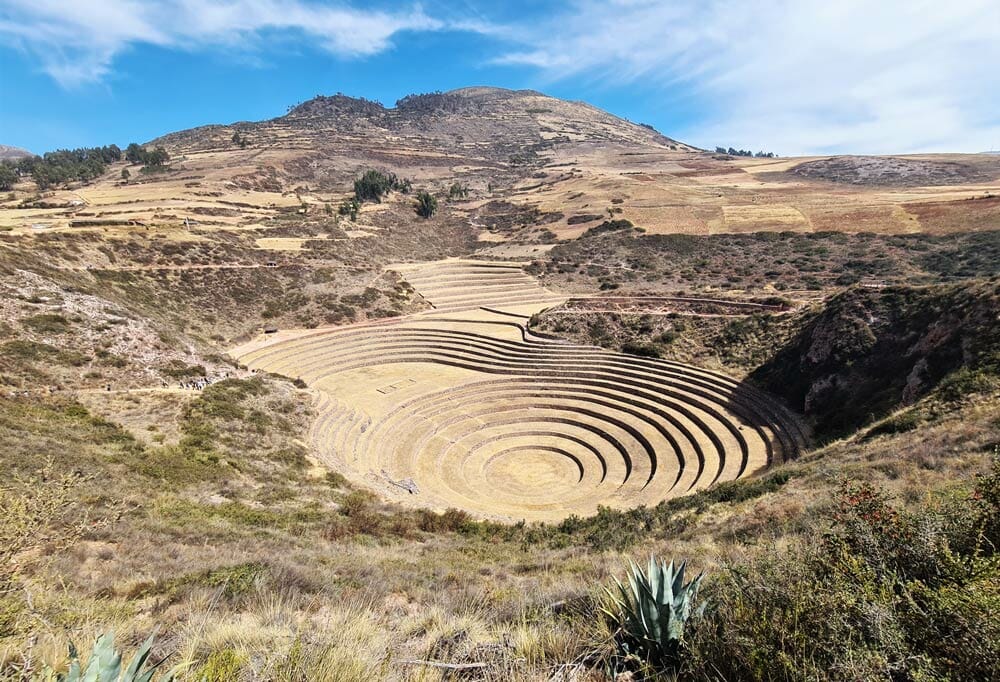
[2,0,999,156]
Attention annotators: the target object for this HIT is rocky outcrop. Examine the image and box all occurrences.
[751,281,1000,440]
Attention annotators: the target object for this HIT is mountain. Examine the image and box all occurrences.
[155,86,693,156]
[0,144,32,160]
[142,85,1000,240]
[6,87,998,241]
[146,85,698,239]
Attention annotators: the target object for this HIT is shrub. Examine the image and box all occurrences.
[0,164,15,191]
[353,169,407,203]
[339,490,375,516]
[338,198,359,220]
[325,471,349,489]
[603,557,706,677]
[159,361,207,380]
[582,219,634,238]
[414,191,437,218]
[203,562,267,599]
[417,507,471,533]
[683,461,1000,680]
[194,649,244,682]
[937,367,999,403]
[621,342,661,358]
[1,339,89,366]
[865,409,921,438]
[1,462,89,637]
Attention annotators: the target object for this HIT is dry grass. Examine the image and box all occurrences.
[2,372,995,679]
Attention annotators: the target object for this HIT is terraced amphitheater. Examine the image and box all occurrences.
[233,259,805,521]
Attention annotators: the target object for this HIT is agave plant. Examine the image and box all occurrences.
[602,556,706,673]
[48,630,186,682]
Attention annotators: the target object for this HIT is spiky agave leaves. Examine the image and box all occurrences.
[53,630,186,682]
[602,556,706,672]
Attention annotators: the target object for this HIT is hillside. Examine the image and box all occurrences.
[535,280,1000,440]
[751,282,1000,440]
[0,144,32,161]
[3,86,999,242]
[1,87,999,680]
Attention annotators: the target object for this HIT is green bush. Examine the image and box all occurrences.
[193,649,244,682]
[453,471,795,551]
[0,164,16,191]
[353,169,408,203]
[864,409,921,438]
[1,339,89,367]
[324,471,349,489]
[414,191,437,218]
[203,562,267,598]
[936,367,999,403]
[621,341,661,358]
[159,362,207,380]
[682,459,1000,680]
[338,197,359,220]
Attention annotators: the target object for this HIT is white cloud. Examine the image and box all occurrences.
[495,0,1000,154]
[0,0,447,87]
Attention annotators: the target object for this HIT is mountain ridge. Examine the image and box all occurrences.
[150,86,693,154]
[0,144,32,160]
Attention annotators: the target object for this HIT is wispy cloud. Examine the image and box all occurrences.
[0,0,448,87]
[495,0,1000,154]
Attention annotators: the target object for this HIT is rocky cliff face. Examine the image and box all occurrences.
[751,282,1000,440]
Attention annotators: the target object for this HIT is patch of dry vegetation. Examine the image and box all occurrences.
[533,309,800,375]
[530,229,1000,295]
[1,355,997,679]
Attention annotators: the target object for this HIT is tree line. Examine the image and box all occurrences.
[0,142,171,191]
[716,146,777,158]
[124,143,170,167]
[1,145,120,190]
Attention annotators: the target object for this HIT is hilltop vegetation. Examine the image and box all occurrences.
[1,143,171,192]
[714,146,776,158]
[2,145,122,190]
